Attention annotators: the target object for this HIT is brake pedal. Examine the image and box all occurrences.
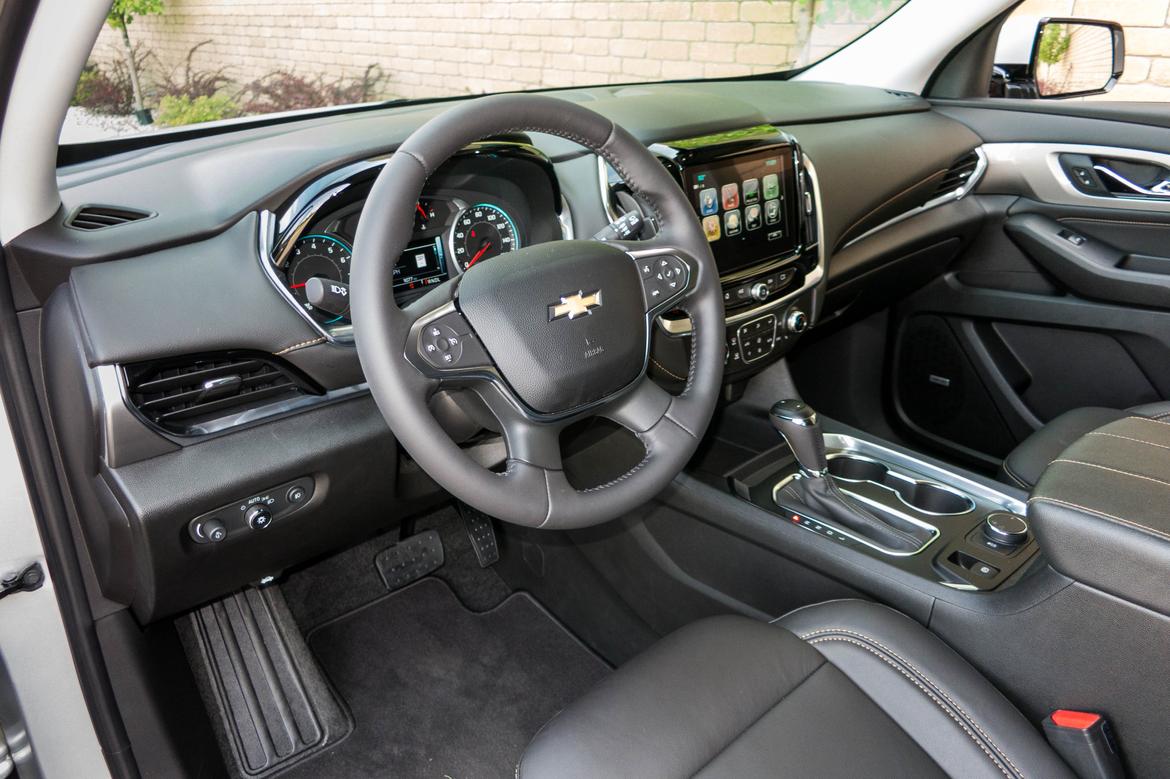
[458,503,500,567]
[375,529,444,591]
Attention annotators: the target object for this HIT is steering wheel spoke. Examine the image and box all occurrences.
[607,241,698,315]
[404,297,496,380]
[471,382,566,472]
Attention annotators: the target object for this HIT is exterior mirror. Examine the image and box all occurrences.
[1029,18,1124,99]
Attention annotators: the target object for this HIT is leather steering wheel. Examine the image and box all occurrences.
[351,94,723,529]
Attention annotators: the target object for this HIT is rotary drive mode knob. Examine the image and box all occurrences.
[785,308,809,334]
[983,513,1028,546]
[750,282,769,302]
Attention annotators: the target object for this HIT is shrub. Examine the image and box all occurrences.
[153,41,232,101]
[155,94,241,127]
[240,65,387,114]
[73,63,133,115]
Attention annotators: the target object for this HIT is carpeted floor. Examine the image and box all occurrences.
[284,577,610,778]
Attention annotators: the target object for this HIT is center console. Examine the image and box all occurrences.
[729,397,1039,591]
[606,126,825,383]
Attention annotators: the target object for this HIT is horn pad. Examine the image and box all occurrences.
[457,240,648,415]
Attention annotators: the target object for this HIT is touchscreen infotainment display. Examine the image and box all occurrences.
[683,148,797,275]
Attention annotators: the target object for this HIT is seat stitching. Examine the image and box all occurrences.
[1086,431,1170,451]
[1028,496,1170,545]
[800,628,1022,778]
[1132,415,1170,429]
[1052,458,1170,491]
[806,635,1015,779]
[1000,459,1031,489]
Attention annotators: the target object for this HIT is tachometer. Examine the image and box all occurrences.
[450,203,520,270]
[286,233,351,321]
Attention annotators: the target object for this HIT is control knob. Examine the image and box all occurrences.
[983,513,1028,547]
[785,308,809,334]
[192,517,226,544]
[749,282,769,302]
[245,505,273,530]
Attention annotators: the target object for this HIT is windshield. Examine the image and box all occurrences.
[62,0,909,144]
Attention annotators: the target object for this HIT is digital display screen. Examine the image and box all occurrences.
[684,149,797,275]
[393,238,447,292]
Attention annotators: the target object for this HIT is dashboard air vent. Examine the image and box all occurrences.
[933,151,981,199]
[124,353,309,434]
[68,205,152,231]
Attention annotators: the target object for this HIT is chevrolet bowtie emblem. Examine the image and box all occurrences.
[549,290,603,321]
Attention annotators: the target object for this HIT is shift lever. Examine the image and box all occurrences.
[768,398,930,554]
[769,399,828,477]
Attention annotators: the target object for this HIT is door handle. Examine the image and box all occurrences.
[1092,164,1170,198]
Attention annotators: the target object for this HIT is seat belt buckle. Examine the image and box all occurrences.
[1042,710,1124,779]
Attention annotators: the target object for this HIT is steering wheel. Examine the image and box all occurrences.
[351,94,723,529]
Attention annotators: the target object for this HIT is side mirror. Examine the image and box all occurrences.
[1029,18,1125,99]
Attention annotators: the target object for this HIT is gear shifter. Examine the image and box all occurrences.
[769,398,931,554]
[769,399,828,477]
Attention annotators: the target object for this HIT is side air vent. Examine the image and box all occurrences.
[67,205,153,231]
[124,353,311,434]
[934,151,982,199]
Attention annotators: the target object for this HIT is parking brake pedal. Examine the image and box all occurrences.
[375,529,444,591]
[458,503,500,567]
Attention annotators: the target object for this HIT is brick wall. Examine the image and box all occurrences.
[92,0,886,102]
[1014,0,1170,101]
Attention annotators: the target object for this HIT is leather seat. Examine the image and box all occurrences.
[1000,401,1170,490]
[519,600,1072,778]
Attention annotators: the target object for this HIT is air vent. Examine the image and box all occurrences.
[124,353,310,434]
[934,151,981,199]
[68,205,152,231]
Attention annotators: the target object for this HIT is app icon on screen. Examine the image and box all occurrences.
[742,178,759,204]
[721,183,740,210]
[763,173,780,201]
[724,209,742,236]
[702,215,721,242]
[699,187,718,216]
[765,198,781,225]
[745,204,762,231]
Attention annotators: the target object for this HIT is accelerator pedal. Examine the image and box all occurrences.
[458,503,500,567]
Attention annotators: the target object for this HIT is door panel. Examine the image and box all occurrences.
[891,112,1170,462]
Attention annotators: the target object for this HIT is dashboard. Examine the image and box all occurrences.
[25,80,985,622]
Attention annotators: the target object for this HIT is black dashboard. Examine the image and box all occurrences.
[15,80,985,622]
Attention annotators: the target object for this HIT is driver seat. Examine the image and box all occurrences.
[519,600,1073,778]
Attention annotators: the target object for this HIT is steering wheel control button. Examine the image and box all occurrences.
[983,513,1029,548]
[246,505,274,530]
[638,255,689,310]
[737,314,778,363]
[187,477,315,544]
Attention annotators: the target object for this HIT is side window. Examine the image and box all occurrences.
[992,0,1166,102]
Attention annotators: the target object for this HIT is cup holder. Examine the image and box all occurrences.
[827,455,975,516]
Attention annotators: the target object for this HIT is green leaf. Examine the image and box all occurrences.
[106,0,163,29]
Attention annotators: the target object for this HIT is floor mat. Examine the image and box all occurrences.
[286,577,610,778]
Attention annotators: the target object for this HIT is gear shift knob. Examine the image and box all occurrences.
[770,399,828,476]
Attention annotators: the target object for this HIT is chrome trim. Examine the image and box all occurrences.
[657,153,827,337]
[1092,163,1170,198]
[557,194,575,240]
[258,210,352,343]
[825,452,976,517]
[773,471,941,558]
[184,383,370,436]
[597,154,623,224]
[980,142,1170,214]
[842,146,988,249]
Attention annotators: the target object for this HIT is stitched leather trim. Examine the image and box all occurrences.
[1028,495,1170,545]
[801,628,1022,779]
[274,336,326,355]
[1052,458,1170,492]
[1000,459,1031,490]
[1086,431,1170,452]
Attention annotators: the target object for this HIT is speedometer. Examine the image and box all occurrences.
[450,203,520,270]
